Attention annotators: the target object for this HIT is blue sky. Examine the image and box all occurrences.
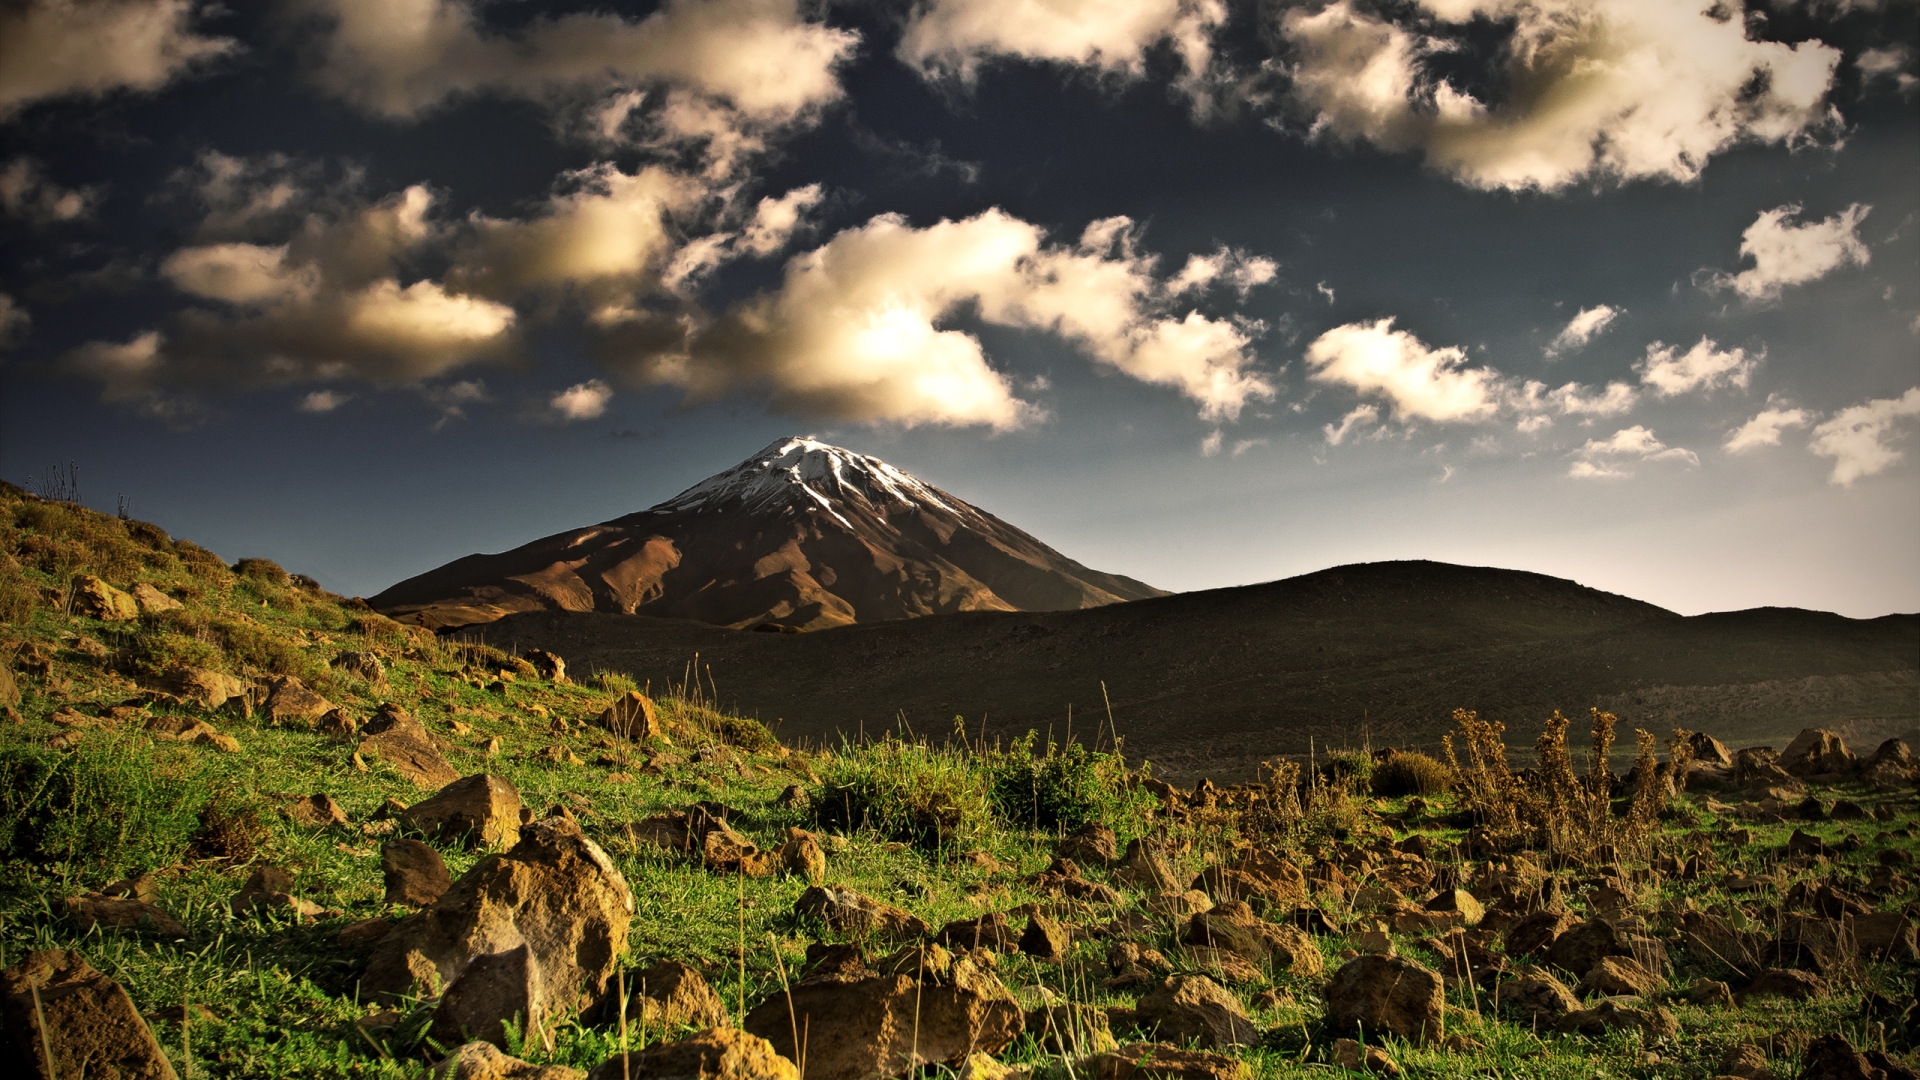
[1,0,1915,617]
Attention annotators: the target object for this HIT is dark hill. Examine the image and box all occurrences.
[462,559,1920,781]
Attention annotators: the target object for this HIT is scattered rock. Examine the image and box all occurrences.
[1577,956,1659,998]
[772,784,809,810]
[1545,917,1640,977]
[941,912,1020,952]
[1687,732,1736,768]
[1059,823,1118,865]
[71,575,139,622]
[1021,911,1070,962]
[403,774,525,848]
[383,839,453,907]
[793,886,930,940]
[589,1028,795,1080]
[1555,997,1678,1041]
[1031,858,1123,904]
[1112,839,1178,891]
[332,651,388,684]
[362,815,634,1050]
[1504,911,1576,958]
[1721,1043,1779,1080]
[777,830,826,884]
[1084,1042,1250,1080]
[1133,975,1257,1051]
[1764,914,1843,973]
[318,708,359,739]
[434,1040,584,1080]
[1737,968,1827,1003]
[147,666,249,710]
[524,650,567,684]
[1688,978,1733,1008]
[130,582,183,614]
[288,792,349,828]
[1779,729,1856,777]
[1851,912,1919,961]
[1494,967,1580,1020]
[1424,888,1485,927]
[597,692,660,740]
[265,675,333,725]
[1798,1033,1918,1080]
[340,917,394,947]
[1322,954,1446,1045]
[230,865,324,919]
[62,893,187,936]
[590,959,730,1031]
[361,704,461,789]
[0,948,178,1080]
[1192,849,1307,908]
[1331,1038,1401,1076]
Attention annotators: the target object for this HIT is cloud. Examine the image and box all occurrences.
[1700,203,1872,303]
[611,209,1275,429]
[1323,403,1380,444]
[1546,304,1619,355]
[897,0,1226,89]
[1569,424,1698,478]
[1169,246,1280,299]
[1808,387,1920,486]
[299,389,350,413]
[1200,428,1223,456]
[166,152,327,242]
[1857,45,1916,94]
[1635,337,1757,396]
[1231,437,1266,456]
[1303,318,1503,423]
[161,243,321,305]
[0,158,99,223]
[0,0,234,119]
[0,293,28,348]
[1275,0,1840,191]
[1724,404,1811,453]
[1546,380,1637,416]
[551,378,614,421]
[739,184,823,256]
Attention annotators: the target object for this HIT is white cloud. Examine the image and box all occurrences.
[1568,424,1698,478]
[0,158,99,223]
[0,0,234,119]
[162,243,320,305]
[551,378,614,421]
[1169,246,1280,299]
[1808,387,1920,486]
[1546,380,1637,416]
[1276,0,1840,192]
[1635,337,1757,396]
[1231,437,1266,456]
[1302,318,1503,423]
[62,331,166,402]
[0,293,28,348]
[300,389,350,413]
[619,209,1275,429]
[1725,404,1811,453]
[1323,403,1380,444]
[1701,203,1872,303]
[1200,429,1223,456]
[167,152,323,242]
[1857,45,1916,94]
[739,184,823,256]
[1546,304,1619,355]
[898,0,1225,91]
[1516,413,1552,433]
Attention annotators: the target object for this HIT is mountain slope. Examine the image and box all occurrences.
[467,560,1920,781]
[372,437,1166,631]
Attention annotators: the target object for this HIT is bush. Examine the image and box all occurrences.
[1371,751,1454,797]
[985,732,1154,836]
[814,737,995,851]
[1319,749,1374,789]
[0,735,213,870]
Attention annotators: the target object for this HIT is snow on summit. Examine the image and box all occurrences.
[653,436,964,524]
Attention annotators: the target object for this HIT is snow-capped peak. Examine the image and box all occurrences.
[650,436,967,527]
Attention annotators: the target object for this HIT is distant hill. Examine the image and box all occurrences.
[373,436,1165,632]
[465,559,1920,781]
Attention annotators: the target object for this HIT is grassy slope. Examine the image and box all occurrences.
[1,486,1916,1079]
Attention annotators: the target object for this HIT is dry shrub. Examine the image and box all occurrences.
[232,557,291,585]
[1371,750,1453,796]
[1242,756,1369,850]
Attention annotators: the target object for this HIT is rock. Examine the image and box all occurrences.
[340,918,394,947]
[777,831,826,884]
[1720,1043,1778,1080]
[793,886,929,940]
[1424,888,1485,927]
[1031,858,1123,904]
[1736,968,1826,1003]
[1133,976,1257,1050]
[1680,911,1764,971]
[332,650,388,684]
[148,666,248,709]
[129,582,182,614]
[0,948,178,1080]
[742,949,1020,1079]
[318,708,359,738]
[230,865,324,919]
[772,784,809,810]
[955,1052,1026,1080]
[1191,849,1307,908]
[265,675,333,724]
[361,815,634,1049]
[1331,1038,1401,1076]
[435,1040,584,1079]
[1504,911,1576,958]
[1798,1033,1912,1080]
[1852,912,1919,961]
[1323,954,1446,1045]
[591,960,730,1031]
[1556,998,1677,1041]
[1112,839,1177,891]
[940,912,1020,953]
[403,774,525,848]
[524,650,567,684]
[1028,1004,1118,1055]
[1494,968,1580,1020]
[1021,912,1071,962]
[597,692,660,740]
[1764,914,1843,973]
[589,1028,796,1080]
[361,704,461,788]
[62,893,187,936]
[72,575,139,622]
[288,793,349,828]
[1688,978,1734,1008]
[1059,823,1118,865]
[1183,912,1266,962]
[1545,917,1637,976]
[1086,1043,1248,1080]
[1578,956,1659,997]
[383,839,453,907]
[1779,729,1857,777]
[1688,732,1736,768]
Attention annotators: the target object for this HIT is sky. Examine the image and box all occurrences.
[0,0,1916,619]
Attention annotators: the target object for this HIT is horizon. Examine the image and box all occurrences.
[2,1,1916,621]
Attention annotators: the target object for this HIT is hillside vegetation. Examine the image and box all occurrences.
[1,482,1918,1080]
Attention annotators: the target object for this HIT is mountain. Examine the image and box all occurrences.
[464,560,1919,781]
[372,436,1166,631]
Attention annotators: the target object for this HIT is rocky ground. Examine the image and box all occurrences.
[2,484,1919,1080]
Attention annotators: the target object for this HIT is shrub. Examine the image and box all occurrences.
[233,557,291,585]
[985,732,1154,836]
[814,737,994,851]
[1371,751,1453,796]
[1319,749,1374,789]
[0,735,213,870]
[0,553,37,625]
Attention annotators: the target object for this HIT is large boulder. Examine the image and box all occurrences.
[361,704,461,789]
[589,960,730,1031]
[403,774,525,848]
[1322,954,1446,1045]
[1686,732,1735,768]
[72,575,139,622]
[265,675,333,725]
[589,1028,796,1080]
[1779,729,1857,777]
[525,650,567,684]
[597,692,660,740]
[1191,849,1307,908]
[742,946,1020,1079]
[147,666,248,709]
[434,1040,584,1080]
[362,815,634,1048]
[1132,976,1258,1050]
[0,949,177,1079]
[130,582,183,615]
[383,839,453,907]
